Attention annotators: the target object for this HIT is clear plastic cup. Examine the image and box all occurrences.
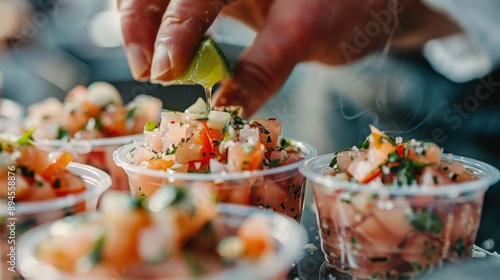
[35,134,143,191]
[0,162,111,280]
[113,140,317,222]
[300,153,500,279]
[17,203,307,280]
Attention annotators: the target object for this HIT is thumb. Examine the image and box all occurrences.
[213,17,306,118]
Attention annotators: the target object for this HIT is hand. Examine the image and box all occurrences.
[119,0,460,117]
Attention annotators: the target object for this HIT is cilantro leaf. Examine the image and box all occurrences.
[406,210,443,235]
[17,128,36,146]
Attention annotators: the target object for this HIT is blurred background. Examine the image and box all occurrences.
[1,0,500,252]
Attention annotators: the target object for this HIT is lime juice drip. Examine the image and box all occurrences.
[205,86,212,113]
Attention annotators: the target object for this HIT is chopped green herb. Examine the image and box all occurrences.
[126,106,137,120]
[266,135,272,143]
[340,198,351,204]
[358,137,370,149]
[171,187,188,205]
[266,159,282,168]
[17,128,35,146]
[37,181,44,187]
[432,175,439,184]
[387,152,399,163]
[406,210,443,234]
[53,178,61,189]
[455,237,465,257]
[222,107,241,117]
[144,121,159,131]
[57,127,70,139]
[194,117,209,121]
[18,166,34,178]
[350,236,360,249]
[368,256,389,263]
[412,262,423,272]
[329,147,352,169]
[280,138,292,148]
[129,195,146,209]
[185,252,203,275]
[166,144,178,155]
[88,232,106,265]
[252,121,269,135]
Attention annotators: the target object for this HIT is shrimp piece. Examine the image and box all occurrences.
[37,222,102,272]
[127,95,163,133]
[100,193,152,268]
[407,141,441,165]
[227,142,265,171]
[24,177,57,201]
[439,160,477,183]
[347,126,395,182]
[251,118,282,150]
[132,146,158,166]
[144,129,163,152]
[337,150,366,173]
[237,214,274,258]
[402,233,442,271]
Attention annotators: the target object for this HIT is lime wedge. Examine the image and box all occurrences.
[162,38,233,88]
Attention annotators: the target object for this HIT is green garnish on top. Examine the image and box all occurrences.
[17,128,36,146]
[144,121,159,132]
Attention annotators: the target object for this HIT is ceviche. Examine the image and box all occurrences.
[300,125,499,279]
[27,187,287,279]
[0,132,111,280]
[26,82,162,190]
[25,82,162,140]
[0,131,86,202]
[114,98,315,221]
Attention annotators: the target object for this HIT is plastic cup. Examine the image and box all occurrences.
[17,203,307,280]
[35,134,143,191]
[113,140,317,222]
[300,153,500,279]
[0,162,111,280]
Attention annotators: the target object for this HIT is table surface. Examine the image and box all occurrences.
[287,207,500,280]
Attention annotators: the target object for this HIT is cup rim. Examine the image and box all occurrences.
[17,203,307,280]
[299,153,500,196]
[34,133,144,148]
[113,139,317,181]
[0,162,112,216]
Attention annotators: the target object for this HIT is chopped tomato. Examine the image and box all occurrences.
[18,146,52,176]
[46,168,86,197]
[55,152,74,168]
[227,142,265,172]
[396,144,405,157]
[237,215,273,258]
[217,183,251,205]
[197,123,213,160]
[100,107,128,137]
[360,168,382,184]
[145,159,174,171]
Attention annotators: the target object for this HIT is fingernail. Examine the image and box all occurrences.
[151,44,171,80]
[126,44,150,80]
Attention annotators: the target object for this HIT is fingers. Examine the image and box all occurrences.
[214,3,308,118]
[119,0,169,81]
[150,0,229,81]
